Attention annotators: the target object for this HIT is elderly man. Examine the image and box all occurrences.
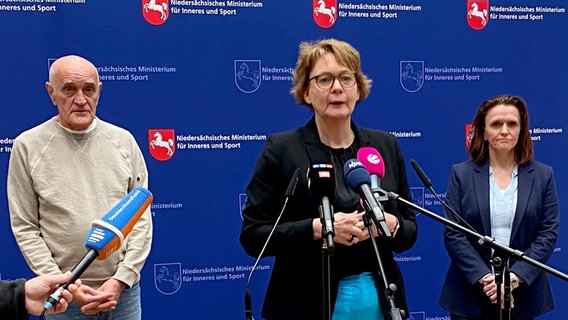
[8,55,153,319]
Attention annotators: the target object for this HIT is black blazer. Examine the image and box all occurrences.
[240,118,417,320]
[438,160,559,318]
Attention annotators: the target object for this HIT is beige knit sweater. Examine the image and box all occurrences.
[8,117,152,288]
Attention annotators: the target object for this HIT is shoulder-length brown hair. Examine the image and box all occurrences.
[290,38,372,109]
[468,94,533,165]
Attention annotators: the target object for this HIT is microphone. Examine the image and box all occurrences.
[410,159,432,189]
[344,159,391,238]
[409,159,477,232]
[308,162,336,254]
[244,168,301,320]
[357,147,390,237]
[42,187,153,313]
[357,147,387,198]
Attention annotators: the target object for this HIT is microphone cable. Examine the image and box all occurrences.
[244,168,301,320]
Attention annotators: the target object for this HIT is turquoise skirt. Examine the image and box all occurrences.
[332,272,384,320]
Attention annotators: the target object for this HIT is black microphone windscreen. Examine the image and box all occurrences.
[308,162,335,201]
[285,168,302,197]
[410,159,433,188]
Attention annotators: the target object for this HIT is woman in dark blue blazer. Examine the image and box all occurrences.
[438,95,559,320]
[240,39,417,320]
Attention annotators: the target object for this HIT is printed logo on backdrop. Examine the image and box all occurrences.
[47,58,57,75]
[149,129,175,161]
[467,0,489,30]
[410,187,425,209]
[234,60,261,93]
[142,0,170,25]
[154,263,182,295]
[313,0,337,28]
[465,124,474,148]
[400,61,424,92]
[239,193,247,219]
[407,311,426,320]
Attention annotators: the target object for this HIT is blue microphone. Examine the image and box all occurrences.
[343,159,391,237]
[42,187,153,312]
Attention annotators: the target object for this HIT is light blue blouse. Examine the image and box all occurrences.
[489,166,518,246]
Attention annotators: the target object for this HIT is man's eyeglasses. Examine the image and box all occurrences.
[308,72,357,90]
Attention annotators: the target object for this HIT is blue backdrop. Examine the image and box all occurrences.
[1,1,567,319]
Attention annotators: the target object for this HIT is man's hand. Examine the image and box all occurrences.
[73,283,117,315]
[25,272,80,316]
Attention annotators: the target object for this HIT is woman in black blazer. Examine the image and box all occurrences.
[240,38,417,320]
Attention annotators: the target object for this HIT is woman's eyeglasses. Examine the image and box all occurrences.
[308,72,357,90]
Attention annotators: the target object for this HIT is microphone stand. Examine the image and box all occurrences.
[370,176,391,238]
[410,159,515,317]
[383,189,568,288]
[411,161,510,318]
[491,249,512,320]
[362,213,404,320]
[319,198,334,320]
[407,159,565,318]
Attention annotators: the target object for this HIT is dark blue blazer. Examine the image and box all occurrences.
[438,160,559,318]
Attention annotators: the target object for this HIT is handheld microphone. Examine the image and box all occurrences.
[357,147,390,237]
[244,168,301,320]
[42,187,153,313]
[308,162,336,254]
[344,159,391,238]
[357,147,387,199]
[409,159,476,232]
